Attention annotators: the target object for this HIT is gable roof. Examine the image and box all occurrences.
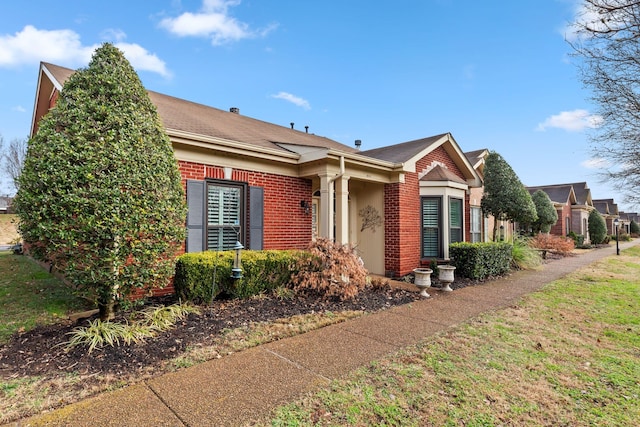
[359,134,447,163]
[563,182,593,206]
[34,62,357,156]
[593,198,619,216]
[420,164,467,184]
[360,133,481,186]
[527,184,577,206]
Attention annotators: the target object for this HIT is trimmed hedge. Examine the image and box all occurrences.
[449,242,513,280]
[174,250,304,303]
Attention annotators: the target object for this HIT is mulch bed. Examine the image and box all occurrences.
[0,252,569,381]
[0,286,422,380]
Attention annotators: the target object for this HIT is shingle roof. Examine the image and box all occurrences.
[420,165,467,184]
[464,149,487,166]
[593,198,618,215]
[359,134,448,163]
[42,62,357,155]
[592,200,611,215]
[563,182,592,206]
[527,184,576,205]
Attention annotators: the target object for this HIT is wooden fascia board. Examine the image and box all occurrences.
[31,64,63,137]
[167,129,301,164]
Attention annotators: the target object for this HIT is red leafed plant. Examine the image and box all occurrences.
[530,233,575,255]
[291,238,369,300]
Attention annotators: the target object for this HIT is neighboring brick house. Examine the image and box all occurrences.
[526,184,577,237]
[619,211,639,234]
[31,62,481,282]
[593,199,620,235]
[464,149,517,243]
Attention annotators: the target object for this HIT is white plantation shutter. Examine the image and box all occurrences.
[207,184,241,251]
[422,197,440,258]
[449,198,463,243]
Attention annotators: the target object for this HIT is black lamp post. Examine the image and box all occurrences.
[614,218,620,256]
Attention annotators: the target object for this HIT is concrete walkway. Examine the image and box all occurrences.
[9,240,638,426]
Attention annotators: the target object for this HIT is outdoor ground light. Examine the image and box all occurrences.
[231,241,244,279]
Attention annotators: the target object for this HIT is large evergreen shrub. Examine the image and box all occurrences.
[481,151,537,240]
[588,209,607,244]
[14,44,186,320]
[531,190,558,234]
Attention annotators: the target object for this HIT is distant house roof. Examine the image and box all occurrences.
[527,184,577,206]
[36,62,357,155]
[593,198,619,216]
[563,182,593,206]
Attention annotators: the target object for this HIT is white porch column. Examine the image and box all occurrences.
[335,175,350,244]
[319,174,334,240]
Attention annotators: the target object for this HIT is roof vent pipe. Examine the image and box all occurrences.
[230,107,239,114]
[305,125,309,133]
[355,139,362,148]
[290,122,294,129]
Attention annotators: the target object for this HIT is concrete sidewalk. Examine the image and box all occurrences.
[10,241,638,426]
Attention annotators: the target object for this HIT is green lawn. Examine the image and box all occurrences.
[264,245,640,426]
[0,251,93,343]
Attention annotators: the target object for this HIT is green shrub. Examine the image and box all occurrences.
[588,210,608,244]
[15,44,186,321]
[450,242,513,280]
[174,250,303,303]
[567,231,585,247]
[630,220,639,235]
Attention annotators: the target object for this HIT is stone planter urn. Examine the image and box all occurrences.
[413,268,433,298]
[438,265,456,292]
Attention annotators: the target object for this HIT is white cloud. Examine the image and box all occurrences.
[0,25,91,66]
[536,109,603,132]
[271,92,311,110]
[159,0,276,45]
[0,25,170,78]
[581,157,610,169]
[101,28,127,42]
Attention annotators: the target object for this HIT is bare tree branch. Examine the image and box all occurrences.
[0,134,27,193]
[570,0,640,206]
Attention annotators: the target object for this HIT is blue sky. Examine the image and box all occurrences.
[0,1,628,211]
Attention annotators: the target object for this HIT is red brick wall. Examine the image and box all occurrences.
[384,146,468,278]
[178,160,312,250]
[550,204,572,236]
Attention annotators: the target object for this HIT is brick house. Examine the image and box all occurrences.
[593,199,620,235]
[464,149,517,243]
[31,62,481,281]
[526,184,577,236]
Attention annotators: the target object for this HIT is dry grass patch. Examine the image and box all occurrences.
[0,214,19,245]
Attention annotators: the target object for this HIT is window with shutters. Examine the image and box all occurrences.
[206,181,246,251]
[421,197,441,258]
[449,198,463,244]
